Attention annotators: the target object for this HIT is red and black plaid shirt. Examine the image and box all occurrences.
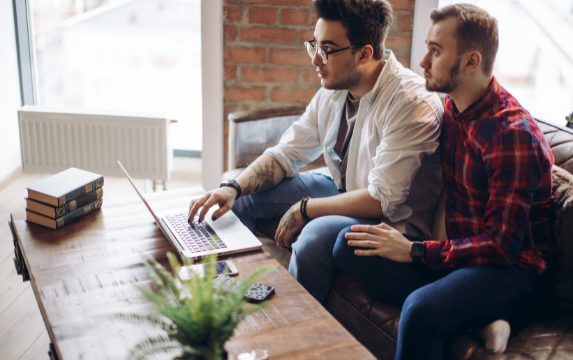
[424,77,554,274]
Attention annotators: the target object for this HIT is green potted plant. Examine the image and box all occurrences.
[106,253,272,360]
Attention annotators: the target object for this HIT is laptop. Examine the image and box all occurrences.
[118,161,262,259]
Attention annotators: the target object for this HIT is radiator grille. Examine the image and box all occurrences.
[18,107,171,180]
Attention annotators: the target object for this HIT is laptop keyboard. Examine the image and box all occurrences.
[165,213,227,253]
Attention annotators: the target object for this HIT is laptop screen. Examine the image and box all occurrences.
[117,160,160,222]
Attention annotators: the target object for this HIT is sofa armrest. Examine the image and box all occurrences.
[228,106,306,123]
[227,106,306,172]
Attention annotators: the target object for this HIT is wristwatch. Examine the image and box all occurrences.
[220,179,241,199]
[409,242,427,264]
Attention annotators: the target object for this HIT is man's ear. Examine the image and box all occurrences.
[358,45,374,65]
[462,51,482,75]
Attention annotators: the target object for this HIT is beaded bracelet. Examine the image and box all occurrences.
[299,197,311,221]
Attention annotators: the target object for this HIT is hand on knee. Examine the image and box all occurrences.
[333,225,356,266]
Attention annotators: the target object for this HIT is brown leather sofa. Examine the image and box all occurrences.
[224,107,573,360]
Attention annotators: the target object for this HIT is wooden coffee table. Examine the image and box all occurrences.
[10,187,375,360]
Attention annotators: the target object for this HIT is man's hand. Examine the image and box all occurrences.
[345,223,413,263]
[275,202,308,248]
[188,187,237,223]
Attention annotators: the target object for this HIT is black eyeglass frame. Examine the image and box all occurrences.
[304,39,363,64]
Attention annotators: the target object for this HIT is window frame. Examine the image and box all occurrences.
[12,0,35,106]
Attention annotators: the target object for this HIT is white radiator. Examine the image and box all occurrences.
[18,106,172,180]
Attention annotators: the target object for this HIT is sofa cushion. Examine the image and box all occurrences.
[536,120,573,174]
[551,165,573,309]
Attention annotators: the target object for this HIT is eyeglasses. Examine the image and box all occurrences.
[304,39,360,64]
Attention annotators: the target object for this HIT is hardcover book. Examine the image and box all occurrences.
[25,188,104,218]
[27,168,104,207]
[26,198,103,229]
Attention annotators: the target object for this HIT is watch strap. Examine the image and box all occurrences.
[410,241,427,264]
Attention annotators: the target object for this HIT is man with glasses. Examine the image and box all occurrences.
[189,0,443,302]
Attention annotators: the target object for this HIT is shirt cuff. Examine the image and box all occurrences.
[424,240,446,269]
[367,184,413,222]
[263,147,299,178]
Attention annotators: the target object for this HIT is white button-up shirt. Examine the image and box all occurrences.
[265,50,444,238]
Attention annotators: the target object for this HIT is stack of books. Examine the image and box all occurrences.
[25,168,104,229]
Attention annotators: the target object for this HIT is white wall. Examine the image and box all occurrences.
[411,0,440,77]
[201,0,223,191]
[0,1,23,181]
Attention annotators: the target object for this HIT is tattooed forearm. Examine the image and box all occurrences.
[242,161,276,196]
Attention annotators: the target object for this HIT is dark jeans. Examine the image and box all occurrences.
[334,226,540,360]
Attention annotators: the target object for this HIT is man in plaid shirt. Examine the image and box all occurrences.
[333,4,554,360]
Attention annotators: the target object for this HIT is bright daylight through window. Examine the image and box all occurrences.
[29,0,202,152]
[438,0,573,126]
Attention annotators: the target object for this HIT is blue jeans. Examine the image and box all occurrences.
[232,173,380,302]
[232,173,341,232]
[334,226,541,360]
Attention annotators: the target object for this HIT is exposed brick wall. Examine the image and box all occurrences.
[223,0,416,170]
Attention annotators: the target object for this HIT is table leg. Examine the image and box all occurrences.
[48,343,60,360]
[9,220,29,282]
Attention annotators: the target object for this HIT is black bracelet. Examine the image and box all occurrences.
[299,197,311,221]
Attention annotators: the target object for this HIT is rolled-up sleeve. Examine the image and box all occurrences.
[264,89,326,177]
[368,95,442,222]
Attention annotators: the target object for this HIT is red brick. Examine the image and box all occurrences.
[300,29,314,42]
[224,6,242,23]
[243,0,298,4]
[301,0,313,5]
[388,0,415,11]
[385,35,412,49]
[242,67,299,83]
[249,7,277,24]
[224,65,237,81]
[269,49,311,66]
[271,87,317,104]
[241,27,298,44]
[225,0,237,3]
[398,14,413,32]
[303,69,321,85]
[281,9,309,25]
[225,86,266,101]
[224,26,237,41]
[224,47,266,63]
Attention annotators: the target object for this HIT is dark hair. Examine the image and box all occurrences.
[430,4,498,75]
[312,0,393,61]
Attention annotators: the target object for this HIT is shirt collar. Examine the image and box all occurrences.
[448,76,501,121]
[330,49,396,105]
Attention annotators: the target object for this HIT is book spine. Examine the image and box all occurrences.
[55,198,103,229]
[56,177,104,206]
[55,188,104,218]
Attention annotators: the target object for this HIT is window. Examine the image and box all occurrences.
[27,0,202,152]
[438,0,573,126]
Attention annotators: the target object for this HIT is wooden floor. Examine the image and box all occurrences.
[0,158,202,360]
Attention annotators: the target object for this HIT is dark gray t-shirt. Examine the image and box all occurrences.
[333,94,360,192]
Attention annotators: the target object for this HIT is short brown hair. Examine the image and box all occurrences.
[313,0,393,61]
[430,4,498,75]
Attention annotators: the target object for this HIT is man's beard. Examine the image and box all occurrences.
[323,61,361,90]
[426,56,461,93]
